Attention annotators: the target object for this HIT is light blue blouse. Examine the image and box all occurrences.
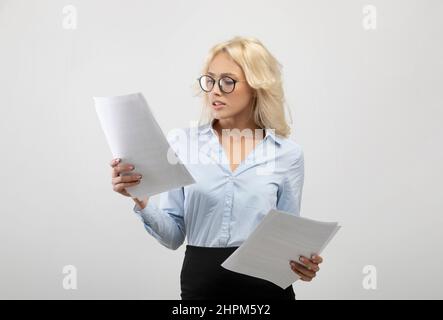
[133,120,304,249]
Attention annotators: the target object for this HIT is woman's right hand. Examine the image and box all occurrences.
[110,158,142,197]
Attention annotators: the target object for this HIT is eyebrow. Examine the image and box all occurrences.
[207,72,239,78]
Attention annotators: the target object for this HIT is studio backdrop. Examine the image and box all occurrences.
[0,0,442,299]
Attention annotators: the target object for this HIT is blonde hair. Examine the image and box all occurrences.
[196,36,292,137]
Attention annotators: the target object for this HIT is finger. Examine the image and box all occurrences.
[112,164,135,178]
[112,173,142,184]
[311,254,323,264]
[299,274,312,282]
[111,159,122,178]
[290,261,316,278]
[290,261,316,276]
[290,265,313,282]
[113,180,141,192]
[299,256,320,271]
[109,158,121,168]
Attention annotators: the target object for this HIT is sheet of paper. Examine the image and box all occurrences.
[94,92,195,198]
[221,209,341,289]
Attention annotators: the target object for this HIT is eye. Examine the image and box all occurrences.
[203,76,214,87]
[221,77,235,85]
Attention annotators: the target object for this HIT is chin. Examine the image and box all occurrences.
[211,110,225,118]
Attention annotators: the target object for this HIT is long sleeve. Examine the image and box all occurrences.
[133,187,186,250]
[276,148,305,216]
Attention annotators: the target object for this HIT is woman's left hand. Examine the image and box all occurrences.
[289,255,323,282]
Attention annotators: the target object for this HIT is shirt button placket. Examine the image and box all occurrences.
[220,175,234,246]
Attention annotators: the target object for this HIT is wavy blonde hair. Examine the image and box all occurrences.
[196,36,292,137]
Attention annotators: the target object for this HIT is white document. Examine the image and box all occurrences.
[221,209,341,289]
[94,92,195,198]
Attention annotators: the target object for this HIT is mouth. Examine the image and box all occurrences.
[211,100,226,109]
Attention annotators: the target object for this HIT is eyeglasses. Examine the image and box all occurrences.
[197,75,246,94]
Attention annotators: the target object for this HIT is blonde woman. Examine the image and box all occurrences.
[110,36,323,300]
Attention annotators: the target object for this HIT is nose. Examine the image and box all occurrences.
[211,81,223,97]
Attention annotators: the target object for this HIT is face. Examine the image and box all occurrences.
[204,52,255,121]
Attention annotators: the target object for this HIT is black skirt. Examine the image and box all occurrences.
[180,245,296,300]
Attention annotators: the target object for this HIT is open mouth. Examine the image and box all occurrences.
[212,101,226,108]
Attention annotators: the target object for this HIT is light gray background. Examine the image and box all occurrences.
[1,0,442,299]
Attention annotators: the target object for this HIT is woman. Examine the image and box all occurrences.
[110,36,323,300]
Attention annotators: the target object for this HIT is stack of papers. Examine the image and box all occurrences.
[94,92,195,198]
[221,209,341,289]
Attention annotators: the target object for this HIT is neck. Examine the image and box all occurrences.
[213,118,264,141]
[215,118,259,131]
[216,104,260,130]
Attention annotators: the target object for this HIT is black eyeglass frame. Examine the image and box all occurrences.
[197,74,246,94]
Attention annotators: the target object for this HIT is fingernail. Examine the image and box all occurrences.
[299,257,304,262]
[116,158,121,163]
[129,166,134,169]
[290,261,295,267]
[137,175,142,179]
